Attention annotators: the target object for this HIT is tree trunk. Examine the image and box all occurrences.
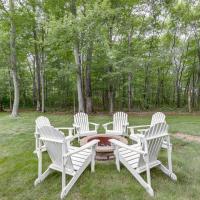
[128,72,132,111]
[0,96,3,112]
[144,63,150,109]
[127,31,133,111]
[85,44,93,113]
[9,0,19,117]
[41,26,45,113]
[71,0,84,112]
[33,28,41,111]
[156,68,161,107]
[33,57,37,106]
[188,80,192,113]
[74,44,84,112]
[108,26,114,114]
[108,80,113,114]
[41,69,45,112]
[176,76,181,108]
[8,70,13,111]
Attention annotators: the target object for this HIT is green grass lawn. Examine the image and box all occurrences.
[0,112,200,200]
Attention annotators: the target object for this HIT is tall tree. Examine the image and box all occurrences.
[9,0,19,117]
[70,0,85,112]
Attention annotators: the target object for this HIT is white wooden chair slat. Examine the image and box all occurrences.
[34,126,98,199]
[71,153,88,159]
[69,146,91,154]
[130,163,139,169]
[73,112,99,140]
[124,153,140,161]
[103,112,129,136]
[110,122,177,197]
[151,112,166,126]
[34,116,75,154]
[120,150,139,158]
[129,112,166,146]
[71,156,85,163]
[128,157,140,165]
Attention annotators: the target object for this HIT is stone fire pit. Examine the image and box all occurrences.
[80,134,128,161]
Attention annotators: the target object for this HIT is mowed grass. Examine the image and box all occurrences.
[0,112,200,200]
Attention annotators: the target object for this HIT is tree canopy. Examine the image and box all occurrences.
[0,0,200,114]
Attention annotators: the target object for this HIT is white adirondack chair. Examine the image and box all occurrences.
[110,122,177,196]
[73,112,99,140]
[34,116,74,153]
[34,126,99,199]
[129,112,166,141]
[103,112,129,136]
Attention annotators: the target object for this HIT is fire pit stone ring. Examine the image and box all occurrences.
[80,134,128,161]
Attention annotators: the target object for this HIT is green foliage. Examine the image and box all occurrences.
[1,0,200,111]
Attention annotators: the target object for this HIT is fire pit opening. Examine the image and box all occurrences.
[80,134,128,161]
[88,136,111,146]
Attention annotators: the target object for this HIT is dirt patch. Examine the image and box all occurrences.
[173,132,200,143]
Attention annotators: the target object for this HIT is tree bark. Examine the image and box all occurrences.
[41,26,45,113]
[33,28,41,111]
[128,72,132,111]
[71,0,85,112]
[0,96,3,111]
[33,57,37,106]
[74,44,85,112]
[188,79,192,113]
[144,62,150,109]
[108,83,113,113]
[9,0,19,117]
[108,26,114,114]
[85,43,93,113]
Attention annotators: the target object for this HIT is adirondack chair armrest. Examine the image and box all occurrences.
[128,125,150,129]
[122,122,129,128]
[73,124,80,132]
[128,125,150,134]
[109,139,145,155]
[103,122,113,130]
[89,122,100,131]
[122,122,129,127]
[55,127,75,136]
[56,127,74,130]
[65,135,75,141]
[34,131,39,137]
[130,134,144,142]
[73,124,80,128]
[64,139,100,157]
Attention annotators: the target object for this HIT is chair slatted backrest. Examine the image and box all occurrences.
[39,126,74,171]
[74,112,89,132]
[138,123,168,167]
[113,112,128,132]
[150,112,166,126]
[35,116,51,133]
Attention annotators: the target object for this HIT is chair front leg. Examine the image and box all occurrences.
[122,125,128,136]
[103,124,108,132]
[166,137,177,180]
[34,139,52,186]
[143,153,151,187]
[38,139,42,178]
[94,124,99,132]
[62,156,66,190]
[142,153,154,196]
[34,133,39,153]
[158,136,177,181]
[115,146,120,172]
[91,145,97,172]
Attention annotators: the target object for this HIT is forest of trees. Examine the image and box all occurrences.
[0,0,200,116]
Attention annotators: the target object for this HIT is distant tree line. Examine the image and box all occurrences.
[0,0,200,116]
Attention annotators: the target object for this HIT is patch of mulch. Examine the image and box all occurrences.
[173,132,200,143]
